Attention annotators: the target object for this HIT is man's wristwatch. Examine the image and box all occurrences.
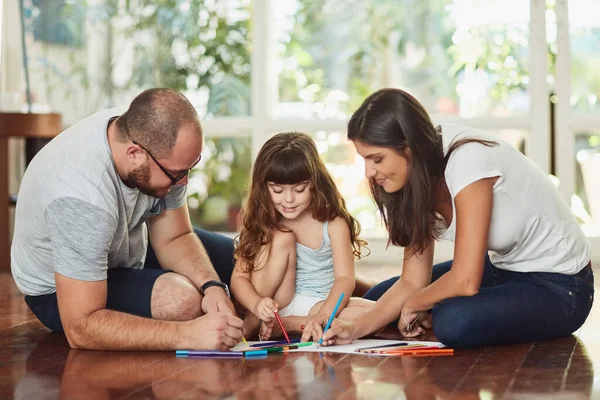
[200,280,231,298]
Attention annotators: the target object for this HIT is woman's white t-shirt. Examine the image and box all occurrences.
[438,124,590,274]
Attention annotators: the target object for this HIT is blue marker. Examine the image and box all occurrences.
[319,293,344,345]
[249,338,301,348]
[175,349,267,357]
[244,350,268,356]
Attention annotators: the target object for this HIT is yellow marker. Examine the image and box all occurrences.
[242,336,248,346]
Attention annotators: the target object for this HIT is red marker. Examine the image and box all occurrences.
[274,311,290,344]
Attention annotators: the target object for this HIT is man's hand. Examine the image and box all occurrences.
[319,319,357,346]
[180,312,244,350]
[201,286,236,315]
[254,297,278,322]
[300,313,329,343]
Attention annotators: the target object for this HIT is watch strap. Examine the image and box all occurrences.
[200,280,230,298]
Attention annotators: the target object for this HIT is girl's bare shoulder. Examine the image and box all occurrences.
[327,216,351,235]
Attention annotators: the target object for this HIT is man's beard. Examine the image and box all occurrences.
[128,163,169,198]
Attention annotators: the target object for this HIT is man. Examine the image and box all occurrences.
[11,88,244,350]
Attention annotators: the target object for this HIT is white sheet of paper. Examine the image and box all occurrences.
[233,339,445,357]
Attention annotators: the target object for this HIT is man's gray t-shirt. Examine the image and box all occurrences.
[11,108,187,296]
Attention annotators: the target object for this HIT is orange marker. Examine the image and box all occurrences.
[385,348,454,356]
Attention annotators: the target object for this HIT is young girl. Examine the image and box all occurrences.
[320,88,593,348]
[231,132,374,341]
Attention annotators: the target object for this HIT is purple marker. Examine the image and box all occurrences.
[176,350,243,357]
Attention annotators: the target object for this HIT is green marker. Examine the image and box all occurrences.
[246,342,314,354]
[282,342,314,351]
[294,341,313,348]
[256,346,285,353]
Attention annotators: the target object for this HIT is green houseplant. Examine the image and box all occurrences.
[22,0,253,232]
[188,137,251,232]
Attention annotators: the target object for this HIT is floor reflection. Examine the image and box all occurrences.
[2,265,599,400]
[11,333,596,399]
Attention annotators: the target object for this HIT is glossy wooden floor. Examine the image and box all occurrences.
[1,272,598,400]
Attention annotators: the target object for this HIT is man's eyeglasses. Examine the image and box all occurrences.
[132,140,201,184]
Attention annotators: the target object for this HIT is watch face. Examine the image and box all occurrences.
[222,284,231,298]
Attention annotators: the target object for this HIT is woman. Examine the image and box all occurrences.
[317,88,593,348]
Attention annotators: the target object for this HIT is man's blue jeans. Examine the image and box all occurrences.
[363,255,594,347]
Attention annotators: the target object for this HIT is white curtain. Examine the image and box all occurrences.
[1,0,23,97]
[1,0,25,236]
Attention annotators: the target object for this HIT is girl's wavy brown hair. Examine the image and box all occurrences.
[348,88,496,256]
[234,132,368,272]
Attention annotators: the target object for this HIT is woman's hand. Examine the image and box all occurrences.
[254,297,278,322]
[319,319,357,346]
[398,305,431,337]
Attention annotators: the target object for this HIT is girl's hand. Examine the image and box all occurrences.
[254,297,278,322]
[319,319,357,346]
[300,313,329,343]
[258,319,275,341]
[398,306,428,337]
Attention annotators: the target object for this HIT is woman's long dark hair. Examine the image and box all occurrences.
[347,88,496,255]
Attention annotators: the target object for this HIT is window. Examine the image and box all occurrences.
[575,132,600,237]
[308,130,385,237]
[21,0,252,124]
[553,0,600,244]
[568,0,600,113]
[16,0,587,262]
[188,137,251,232]
[275,0,531,120]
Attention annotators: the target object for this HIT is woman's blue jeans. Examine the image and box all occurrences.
[363,255,594,347]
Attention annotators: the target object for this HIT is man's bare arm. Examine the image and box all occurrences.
[56,273,242,350]
[147,204,219,289]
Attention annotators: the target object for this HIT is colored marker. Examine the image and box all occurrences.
[244,354,268,360]
[282,342,314,351]
[274,311,291,344]
[400,352,454,358]
[358,344,431,353]
[176,349,267,357]
[247,341,313,353]
[176,350,243,357]
[355,342,408,352]
[183,354,243,359]
[385,348,454,356]
[319,293,344,345]
[243,350,268,356]
[250,338,301,348]
[291,341,313,348]
[253,346,296,353]
[371,346,439,354]
[263,341,315,351]
[261,346,286,353]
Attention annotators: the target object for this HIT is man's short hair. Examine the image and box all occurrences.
[116,88,202,158]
